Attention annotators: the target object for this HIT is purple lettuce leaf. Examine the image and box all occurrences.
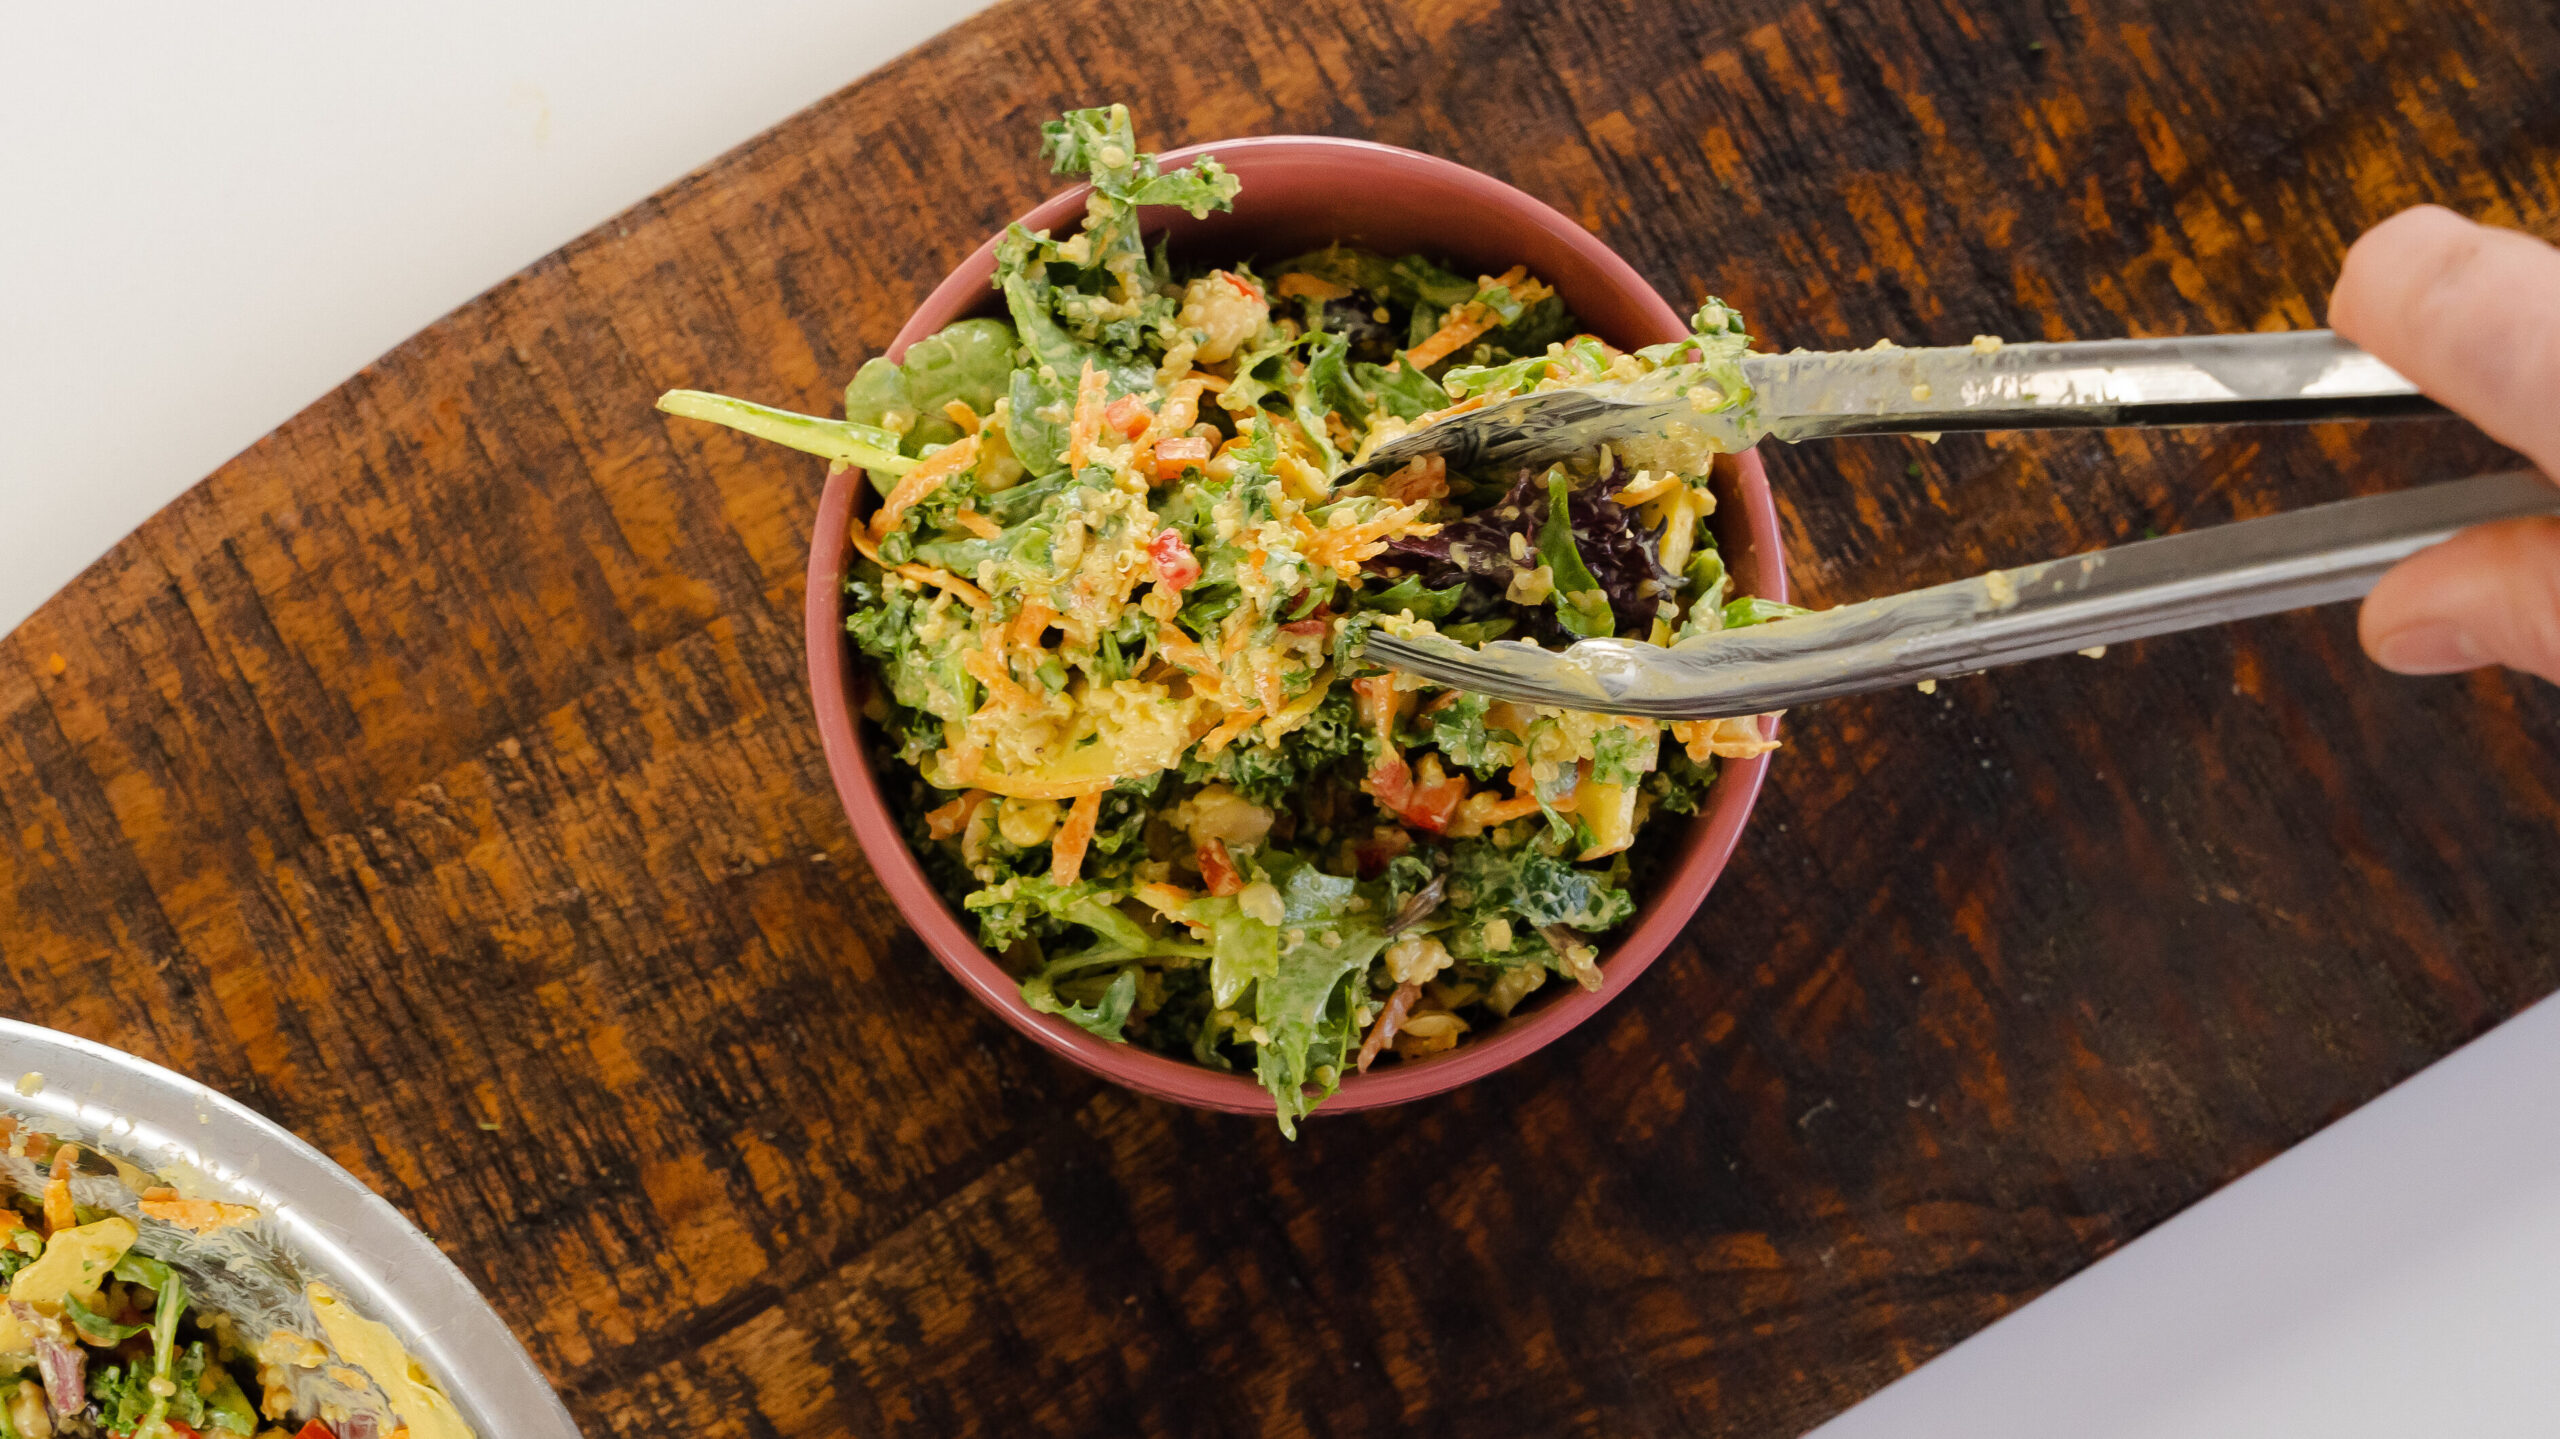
[1382,462,1672,642]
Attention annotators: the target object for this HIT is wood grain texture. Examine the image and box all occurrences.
[6,0,2560,1433]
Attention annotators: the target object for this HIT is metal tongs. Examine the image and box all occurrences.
[1349,331,2557,719]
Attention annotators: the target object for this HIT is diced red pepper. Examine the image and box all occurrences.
[166,1424,203,1439]
[1364,753,1465,833]
[294,1423,337,1439]
[1398,769,1469,833]
[1220,270,1262,301]
[1365,754,1413,813]
[1279,618,1327,637]
[1153,435,1212,480]
[1149,529,1201,591]
[1102,394,1151,439]
[1197,838,1243,897]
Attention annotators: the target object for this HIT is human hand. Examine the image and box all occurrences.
[2329,206,2560,683]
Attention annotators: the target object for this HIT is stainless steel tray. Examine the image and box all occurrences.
[0,1019,581,1438]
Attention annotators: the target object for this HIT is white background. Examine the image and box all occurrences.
[6,6,2558,1435]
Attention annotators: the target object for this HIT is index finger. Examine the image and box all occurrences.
[2329,206,2560,478]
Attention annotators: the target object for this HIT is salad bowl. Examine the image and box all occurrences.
[805,134,1788,1117]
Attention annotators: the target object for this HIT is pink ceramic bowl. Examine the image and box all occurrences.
[806,136,1788,1118]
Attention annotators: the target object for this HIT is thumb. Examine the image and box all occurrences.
[2360,515,2560,683]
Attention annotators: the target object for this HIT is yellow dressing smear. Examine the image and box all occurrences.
[10,1216,135,1306]
[309,1283,477,1439]
[0,1216,138,1353]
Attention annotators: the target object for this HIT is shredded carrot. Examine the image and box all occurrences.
[1378,455,1450,503]
[848,520,887,565]
[1275,271,1353,302]
[1198,706,1266,755]
[1404,310,1501,371]
[925,790,992,841]
[896,564,990,609]
[1473,793,1545,825]
[1402,267,1538,370]
[850,511,990,606]
[1010,600,1059,652]
[44,1142,77,1234]
[1416,397,1494,435]
[1049,791,1104,885]
[138,1187,256,1235]
[952,509,1002,538]
[871,434,980,538]
[962,644,1038,710]
[943,399,982,434]
[1065,360,1109,470]
[1133,881,1200,921]
[1155,625,1220,678]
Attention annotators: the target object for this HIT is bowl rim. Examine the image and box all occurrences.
[804,133,1787,1117]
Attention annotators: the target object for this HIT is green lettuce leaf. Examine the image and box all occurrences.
[1350,357,1447,420]
[1538,470,1617,639]
[1248,856,1392,1137]
[1186,895,1280,1011]
[1027,967,1139,1042]
[1722,596,1809,628]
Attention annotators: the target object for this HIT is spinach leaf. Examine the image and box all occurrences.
[1005,367,1074,475]
[842,318,1017,460]
[1353,574,1467,621]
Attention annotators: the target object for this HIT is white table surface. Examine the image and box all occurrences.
[7,7,2556,1435]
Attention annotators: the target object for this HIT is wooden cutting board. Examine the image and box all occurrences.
[5,1,2557,1434]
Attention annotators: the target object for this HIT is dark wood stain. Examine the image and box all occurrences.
[5,0,2559,1433]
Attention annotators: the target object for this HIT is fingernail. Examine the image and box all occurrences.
[2372,621,2486,674]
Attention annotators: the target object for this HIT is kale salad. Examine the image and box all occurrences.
[662,105,1795,1132]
